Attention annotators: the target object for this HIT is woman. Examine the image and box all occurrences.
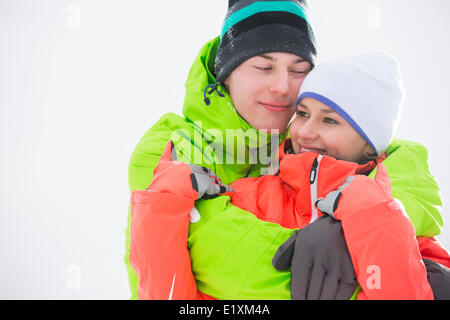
[126,0,444,299]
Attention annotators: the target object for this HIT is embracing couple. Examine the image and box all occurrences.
[125,0,450,300]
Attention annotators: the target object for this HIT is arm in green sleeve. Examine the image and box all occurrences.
[372,139,443,237]
[188,195,294,300]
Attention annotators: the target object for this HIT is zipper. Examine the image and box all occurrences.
[309,155,322,223]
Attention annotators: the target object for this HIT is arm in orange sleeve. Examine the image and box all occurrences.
[130,190,202,299]
[417,236,450,300]
[129,141,225,300]
[316,163,433,300]
[417,236,450,268]
[339,202,433,300]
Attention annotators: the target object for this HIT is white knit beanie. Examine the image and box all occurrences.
[297,51,404,156]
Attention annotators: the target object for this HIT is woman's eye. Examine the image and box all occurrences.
[324,118,338,124]
[296,110,309,118]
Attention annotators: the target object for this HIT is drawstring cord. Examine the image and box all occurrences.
[203,83,225,106]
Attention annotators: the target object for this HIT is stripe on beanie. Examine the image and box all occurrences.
[297,92,377,154]
[219,11,313,49]
[226,0,307,17]
[221,1,309,39]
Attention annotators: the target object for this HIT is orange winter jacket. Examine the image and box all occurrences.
[130,140,450,300]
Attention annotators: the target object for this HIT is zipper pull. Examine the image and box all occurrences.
[310,158,318,184]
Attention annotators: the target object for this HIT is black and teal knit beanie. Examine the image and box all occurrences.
[214,0,317,84]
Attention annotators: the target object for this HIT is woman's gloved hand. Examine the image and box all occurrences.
[272,215,358,300]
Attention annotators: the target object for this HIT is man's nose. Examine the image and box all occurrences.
[269,71,290,95]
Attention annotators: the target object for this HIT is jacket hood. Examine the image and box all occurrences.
[182,36,251,133]
[181,37,287,167]
[374,139,443,237]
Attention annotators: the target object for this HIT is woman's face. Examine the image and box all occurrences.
[224,52,311,133]
[290,97,374,162]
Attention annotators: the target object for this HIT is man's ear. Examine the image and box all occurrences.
[222,78,230,93]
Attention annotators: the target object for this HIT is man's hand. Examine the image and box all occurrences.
[423,258,450,300]
[149,141,232,200]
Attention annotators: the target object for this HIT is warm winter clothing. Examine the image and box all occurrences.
[130,139,449,299]
[125,37,444,299]
[298,51,404,156]
[272,215,359,300]
[125,36,286,299]
[214,0,316,84]
[186,138,445,299]
[130,142,231,299]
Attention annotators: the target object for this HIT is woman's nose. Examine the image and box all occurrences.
[295,119,319,140]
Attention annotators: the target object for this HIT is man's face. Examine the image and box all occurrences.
[290,97,374,162]
[224,52,311,133]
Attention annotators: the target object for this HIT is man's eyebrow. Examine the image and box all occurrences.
[258,54,307,64]
[294,58,307,64]
[258,54,274,61]
[298,102,336,114]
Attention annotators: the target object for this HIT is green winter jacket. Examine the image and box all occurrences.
[126,36,285,299]
[126,37,443,299]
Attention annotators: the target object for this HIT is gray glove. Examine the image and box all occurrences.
[169,140,232,200]
[272,215,357,300]
[187,164,233,199]
[423,258,450,300]
[149,140,232,200]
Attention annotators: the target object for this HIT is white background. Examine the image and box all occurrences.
[1,0,449,299]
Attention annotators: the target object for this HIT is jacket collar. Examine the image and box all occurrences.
[277,138,383,193]
[181,37,288,174]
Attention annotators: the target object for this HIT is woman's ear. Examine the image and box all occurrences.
[364,143,378,160]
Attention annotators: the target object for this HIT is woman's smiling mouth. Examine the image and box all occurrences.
[300,146,327,154]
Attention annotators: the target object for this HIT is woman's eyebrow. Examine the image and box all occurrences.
[298,102,336,114]
[321,108,336,114]
[298,102,308,109]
